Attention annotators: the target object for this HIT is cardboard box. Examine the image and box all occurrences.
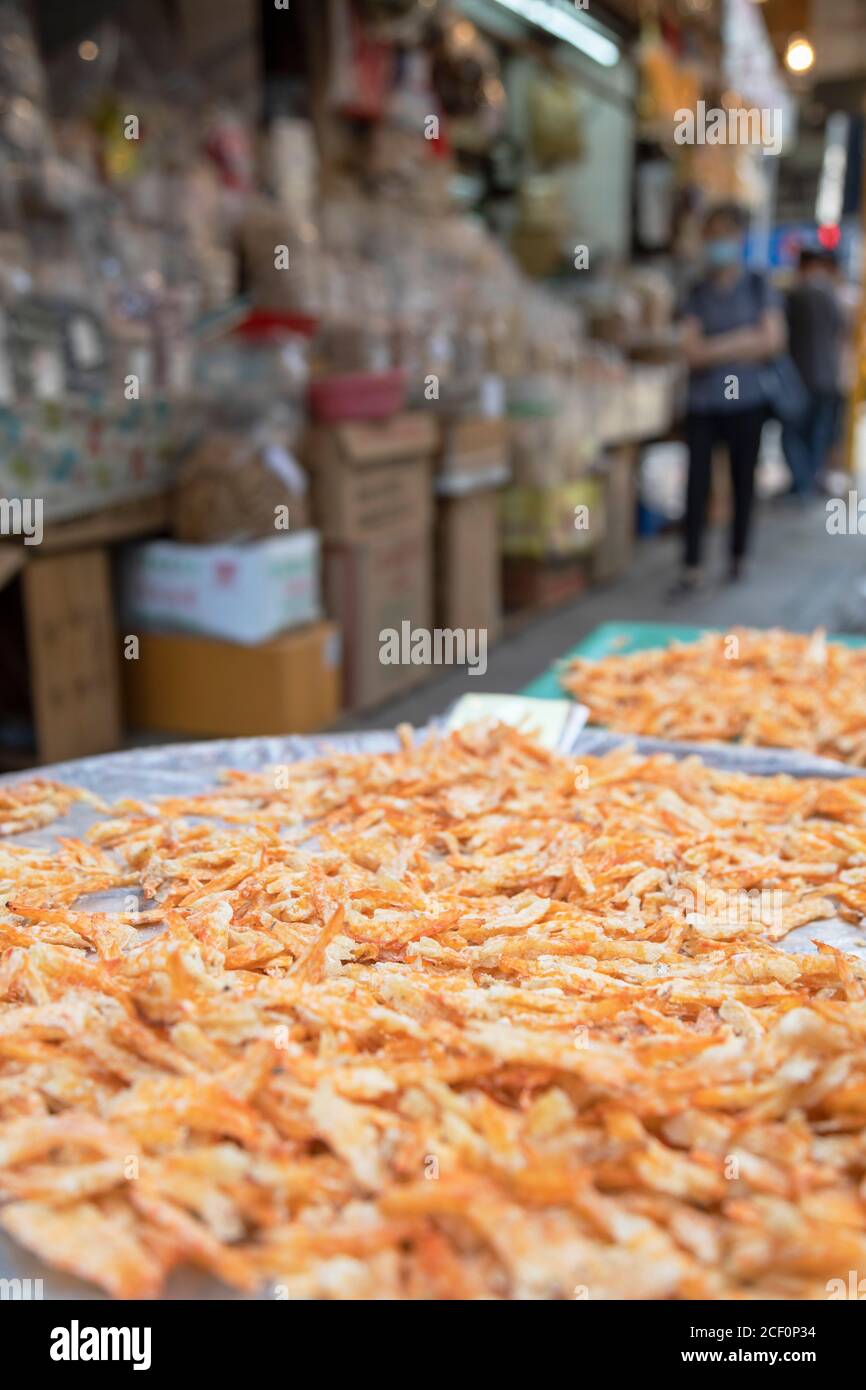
[123,621,341,737]
[501,479,604,560]
[437,417,510,492]
[436,490,502,640]
[0,547,122,767]
[592,445,637,583]
[0,496,171,768]
[24,549,123,764]
[305,414,436,542]
[121,530,320,645]
[324,528,432,710]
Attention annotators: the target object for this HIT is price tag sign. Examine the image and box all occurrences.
[444,693,589,752]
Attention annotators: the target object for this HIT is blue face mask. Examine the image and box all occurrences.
[705,237,742,270]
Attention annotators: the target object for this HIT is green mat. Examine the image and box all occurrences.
[521,620,866,701]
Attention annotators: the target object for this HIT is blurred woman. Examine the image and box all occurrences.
[674,203,786,597]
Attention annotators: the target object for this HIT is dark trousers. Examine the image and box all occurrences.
[684,407,765,569]
[781,390,838,496]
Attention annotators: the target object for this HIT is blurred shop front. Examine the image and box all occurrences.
[0,0,862,767]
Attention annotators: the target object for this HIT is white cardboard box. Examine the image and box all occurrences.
[121,530,321,645]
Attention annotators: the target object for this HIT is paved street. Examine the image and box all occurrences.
[339,495,866,731]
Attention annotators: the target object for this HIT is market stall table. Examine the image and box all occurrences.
[521,620,866,701]
[2,723,866,1299]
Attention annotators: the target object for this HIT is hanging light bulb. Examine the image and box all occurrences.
[785,33,815,74]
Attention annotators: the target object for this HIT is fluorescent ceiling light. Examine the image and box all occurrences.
[491,0,619,67]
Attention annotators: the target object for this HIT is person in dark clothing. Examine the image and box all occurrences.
[782,248,845,495]
[673,203,786,598]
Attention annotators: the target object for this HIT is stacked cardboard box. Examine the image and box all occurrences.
[0,495,173,768]
[121,532,321,645]
[120,530,341,736]
[123,623,341,738]
[591,444,638,583]
[306,414,437,710]
[435,418,509,643]
[436,418,510,495]
[6,547,122,766]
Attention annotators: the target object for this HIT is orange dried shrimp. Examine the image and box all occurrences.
[1,723,866,1299]
[561,628,866,763]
